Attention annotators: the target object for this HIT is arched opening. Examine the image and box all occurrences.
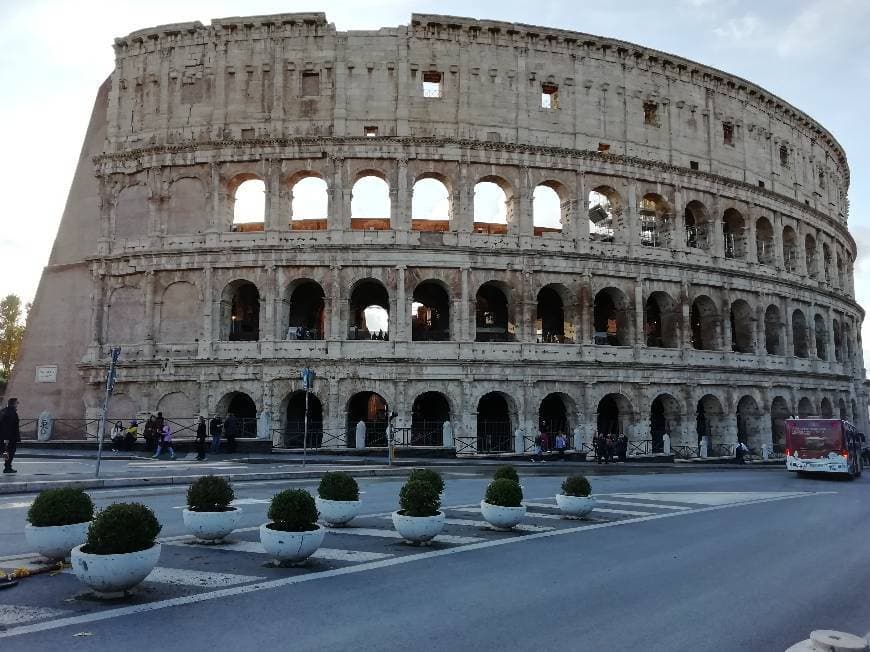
[588,187,618,242]
[232,177,265,232]
[764,305,783,355]
[473,178,511,234]
[736,395,762,449]
[411,177,450,232]
[346,391,389,447]
[722,208,745,259]
[639,193,672,248]
[536,285,568,343]
[771,397,790,448]
[284,280,325,340]
[475,282,512,342]
[690,296,720,350]
[783,226,799,272]
[539,393,571,442]
[839,398,848,420]
[351,174,390,230]
[822,243,832,283]
[284,391,323,447]
[221,281,260,341]
[819,397,833,419]
[837,254,845,288]
[290,176,328,230]
[756,217,774,265]
[798,397,814,419]
[684,200,710,250]
[593,287,632,346]
[696,394,726,448]
[219,392,257,438]
[476,392,513,453]
[348,280,389,340]
[597,393,632,436]
[814,314,828,360]
[532,183,563,234]
[833,319,844,362]
[644,291,678,348]
[730,299,754,353]
[792,309,809,358]
[650,394,681,452]
[412,281,450,341]
[804,234,818,278]
[411,392,451,446]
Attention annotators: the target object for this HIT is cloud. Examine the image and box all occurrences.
[776,0,870,58]
[713,14,762,41]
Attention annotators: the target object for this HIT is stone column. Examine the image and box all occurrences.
[672,186,686,252]
[264,159,282,232]
[329,155,347,231]
[721,291,732,352]
[89,270,105,349]
[711,197,725,259]
[328,380,346,447]
[461,267,470,342]
[329,265,342,341]
[199,266,214,357]
[783,297,794,358]
[575,171,589,253]
[634,278,645,347]
[395,265,407,342]
[393,157,409,234]
[143,271,155,357]
[773,212,785,269]
[581,274,593,344]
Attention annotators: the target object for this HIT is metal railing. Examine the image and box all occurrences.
[673,445,700,460]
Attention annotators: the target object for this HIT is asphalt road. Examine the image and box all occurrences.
[1,468,868,651]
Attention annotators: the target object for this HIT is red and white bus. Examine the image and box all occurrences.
[785,418,863,478]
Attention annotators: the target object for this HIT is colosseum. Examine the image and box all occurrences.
[9,12,868,456]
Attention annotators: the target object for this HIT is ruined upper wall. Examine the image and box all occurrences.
[107,12,850,222]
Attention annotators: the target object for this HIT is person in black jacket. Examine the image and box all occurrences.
[0,398,21,474]
[210,415,223,453]
[195,416,207,461]
[224,413,239,454]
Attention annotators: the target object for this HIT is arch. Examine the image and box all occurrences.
[221,280,260,341]
[736,395,762,449]
[696,394,726,447]
[836,253,845,288]
[838,398,848,420]
[588,187,620,242]
[114,185,150,239]
[722,208,745,259]
[232,177,265,228]
[290,175,328,226]
[412,280,450,341]
[771,396,790,448]
[755,216,774,264]
[764,305,783,355]
[833,319,844,362]
[783,226,799,272]
[159,281,201,343]
[106,286,145,344]
[536,285,569,343]
[791,309,808,358]
[283,280,325,340]
[644,291,679,348]
[411,392,451,445]
[351,173,390,230]
[477,391,515,453]
[475,281,513,342]
[167,177,207,235]
[690,295,720,351]
[813,314,828,360]
[597,393,633,435]
[730,299,754,353]
[217,391,258,438]
[346,391,389,447]
[650,393,681,452]
[539,393,573,440]
[283,390,323,447]
[348,279,389,340]
[684,200,710,250]
[797,397,814,419]
[473,177,512,227]
[532,183,564,233]
[156,391,196,418]
[411,176,451,230]
[593,287,632,346]
[639,193,672,248]
[820,397,834,418]
[804,233,818,277]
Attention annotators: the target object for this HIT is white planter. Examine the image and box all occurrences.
[259,523,325,564]
[71,543,161,598]
[391,511,445,544]
[182,507,241,543]
[25,522,89,560]
[555,494,596,519]
[480,501,526,530]
[316,497,361,527]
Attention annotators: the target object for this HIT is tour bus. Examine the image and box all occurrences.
[785,418,863,477]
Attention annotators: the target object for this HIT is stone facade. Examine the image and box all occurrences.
[8,12,867,450]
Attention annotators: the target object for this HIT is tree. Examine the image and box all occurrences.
[0,294,27,379]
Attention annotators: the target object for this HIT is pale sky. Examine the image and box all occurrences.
[1,0,868,370]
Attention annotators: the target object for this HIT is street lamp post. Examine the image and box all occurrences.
[301,367,315,467]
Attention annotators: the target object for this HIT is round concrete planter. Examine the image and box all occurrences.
[555,494,596,519]
[71,543,161,598]
[480,501,526,530]
[25,522,89,560]
[259,523,325,564]
[315,497,361,527]
[391,511,445,544]
[182,507,241,543]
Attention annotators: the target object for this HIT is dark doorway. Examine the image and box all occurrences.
[475,284,511,342]
[411,392,450,446]
[477,392,512,452]
[412,282,450,341]
[287,281,325,340]
[227,393,257,438]
[228,283,260,341]
[284,391,323,447]
[537,287,565,343]
[346,392,388,446]
[539,394,569,447]
[597,395,621,435]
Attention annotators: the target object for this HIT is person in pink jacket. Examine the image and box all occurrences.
[151,424,176,459]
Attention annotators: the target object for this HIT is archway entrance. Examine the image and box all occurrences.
[412,282,450,341]
[771,397,790,449]
[284,391,323,448]
[477,392,513,453]
[223,392,257,438]
[650,394,681,452]
[539,394,570,447]
[411,392,451,446]
[346,392,388,447]
[285,281,325,340]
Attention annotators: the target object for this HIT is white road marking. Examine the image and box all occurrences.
[0,605,71,627]
[326,526,484,545]
[608,492,813,506]
[145,567,264,588]
[442,518,554,533]
[588,507,654,517]
[594,500,690,511]
[451,506,566,521]
[0,492,822,640]
[164,539,392,563]
[0,501,33,510]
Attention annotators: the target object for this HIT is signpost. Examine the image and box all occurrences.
[95,347,121,478]
[387,411,397,466]
[301,367,315,467]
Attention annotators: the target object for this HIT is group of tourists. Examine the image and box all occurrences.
[531,431,570,462]
[593,432,629,464]
[108,411,242,460]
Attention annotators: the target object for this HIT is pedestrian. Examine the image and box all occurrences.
[122,419,138,451]
[143,415,157,449]
[602,434,612,464]
[593,433,602,464]
[735,441,748,464]
[152,423,175,459]
[110,420,124,449]
[617,434,628,463]
[555,432,567,459]
[195,416,207,461]
[540,428,550,453]
[0,397,21,474]
[224,412,238,454]
[533,433,544,462]
[209,414,223,453]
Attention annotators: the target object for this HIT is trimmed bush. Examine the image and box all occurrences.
[268,489,319,532]
[27,488,94,527]
[318,472,359,502]
[407,468,444,494]
[398,479,441,517]
[561,474,591,497]
[493,465,519,484]
[187,475,235,512]
[84,503,161,555]
[484,478,523,507]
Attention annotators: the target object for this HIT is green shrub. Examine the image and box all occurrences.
[484,478,523,507]
[186,475,235,512]
[268,489,319,532]
[493,465,519,484]
[398,479,441,517]
[318,472,359,502]
[407,468,444,494]
[84,503,161,555]
[561,474,591,497]
[27,488,94,527]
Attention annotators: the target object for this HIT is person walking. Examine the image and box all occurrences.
[195,416,207,461]
[143,415,157,449]
[209,414,223,454]
[224,412,239,454]
[554,432,567,459]
[617,434,628,463]
[152,423,175,459]
[0,398,21,474]
[602,434,613,464]
[735,441,747,464]
[532,433,544,462]
[593,433,602,464]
